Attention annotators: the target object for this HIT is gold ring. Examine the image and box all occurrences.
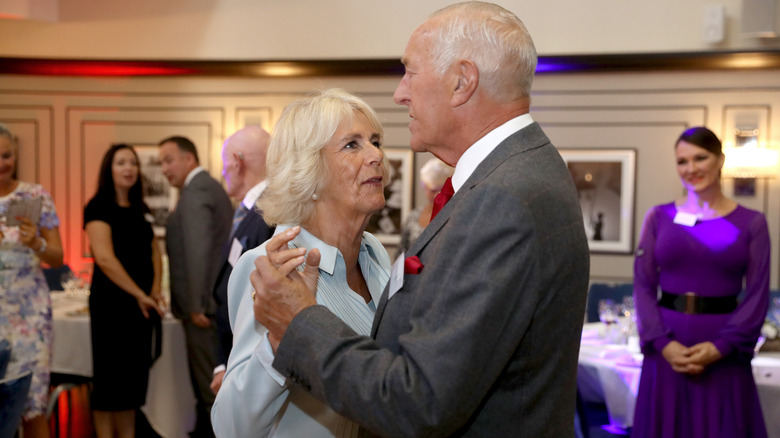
[251,290,256,300]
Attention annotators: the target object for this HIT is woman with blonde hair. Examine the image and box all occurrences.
[0,123,64,438]
[212,88,391,438]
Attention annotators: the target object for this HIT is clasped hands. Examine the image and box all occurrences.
[250,226,320,351]
[661,340,722,375]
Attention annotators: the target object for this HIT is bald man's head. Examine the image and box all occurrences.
[221,126,271,200]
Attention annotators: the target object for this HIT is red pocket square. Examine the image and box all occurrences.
[404,256,424,274]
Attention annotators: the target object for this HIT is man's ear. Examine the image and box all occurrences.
[451,59,478,107]
[234,153,245,175]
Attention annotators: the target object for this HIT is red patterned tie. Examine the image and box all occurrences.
[430,177,454,220]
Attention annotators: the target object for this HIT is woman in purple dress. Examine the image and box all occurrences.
[632,127,769,437]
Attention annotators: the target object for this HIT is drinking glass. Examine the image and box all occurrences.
[598,299,618,341]
[598,299,617,326]
[617,304,635,344]
[60,271,76,296]
[622,296,634,312]
[76,270,91,296]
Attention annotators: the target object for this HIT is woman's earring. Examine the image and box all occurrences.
[312,193,319,201]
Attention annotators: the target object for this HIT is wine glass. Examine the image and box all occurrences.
[598,299,617,340]
[622,296,634,312]
[598,299,617,326]
[616,303,635,344]
[60,271,76,296]
[76,270,91,296]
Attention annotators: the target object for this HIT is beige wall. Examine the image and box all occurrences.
[1,69,779,288]
[535,70,780,287]
[1,0,779,60]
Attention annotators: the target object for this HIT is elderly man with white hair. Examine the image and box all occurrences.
[251,2,589,437]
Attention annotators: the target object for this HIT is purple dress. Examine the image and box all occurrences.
[632,203,769,438]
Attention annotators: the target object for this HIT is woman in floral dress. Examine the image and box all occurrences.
[0,123,64,438]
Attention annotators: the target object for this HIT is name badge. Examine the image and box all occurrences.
[388,252,405,300]
[228,238,243,267]
[673,211,698,227]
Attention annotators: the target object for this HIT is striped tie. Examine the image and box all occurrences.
[230,204,249,240]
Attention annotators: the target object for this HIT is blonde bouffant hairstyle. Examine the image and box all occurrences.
[258,88,388,226]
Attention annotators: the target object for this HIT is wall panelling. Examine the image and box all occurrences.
[1,69,779,288]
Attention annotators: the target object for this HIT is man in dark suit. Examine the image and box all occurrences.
[159,136,233,438]
[249,2,589,437]
[209,126,274,395]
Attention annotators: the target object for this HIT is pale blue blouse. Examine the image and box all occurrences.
[211,225,390,438]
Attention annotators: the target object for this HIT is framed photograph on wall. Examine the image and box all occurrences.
[559,148,636,254]
[135,145,177,237]
[365,148,414,245]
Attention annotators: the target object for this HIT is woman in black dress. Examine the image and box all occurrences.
[84,144,164,438]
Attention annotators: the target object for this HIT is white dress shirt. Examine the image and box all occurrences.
[451,113,534,193]
[242,180,267,210]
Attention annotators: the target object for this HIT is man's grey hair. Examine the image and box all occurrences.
[428,1,537,101]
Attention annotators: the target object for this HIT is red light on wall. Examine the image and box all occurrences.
[1,59,198,76]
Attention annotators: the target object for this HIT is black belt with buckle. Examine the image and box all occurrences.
[658,291,738,315]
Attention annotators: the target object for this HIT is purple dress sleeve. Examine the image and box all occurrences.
[713,213,770,357]
[633,206,673,353]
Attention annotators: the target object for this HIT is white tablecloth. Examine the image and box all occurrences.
[51,292,196,438]
[578,323,780,436]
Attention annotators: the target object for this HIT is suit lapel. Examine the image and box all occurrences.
[173,171,203,214]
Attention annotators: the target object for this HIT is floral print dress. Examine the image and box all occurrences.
[0,181,60,418]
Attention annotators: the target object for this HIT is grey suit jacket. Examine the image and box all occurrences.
[166,170,233,320]
[273,123,590,437]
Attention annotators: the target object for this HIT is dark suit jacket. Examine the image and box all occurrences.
[213,207,274,366]
[166,171,233,320]
[272,123,590,437]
